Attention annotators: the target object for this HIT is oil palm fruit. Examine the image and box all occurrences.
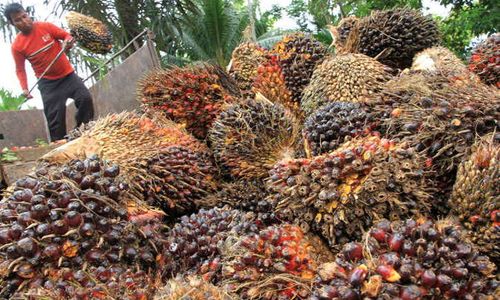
[311,218,499,299]
[371,73,500,212]
[334,8,440,69]
[266,136,432,250]
[469,33,500,88]
[12,267,157,299]
[301,54,393,116]
[0,156,169,298]
[161,206,273,278]
[209,97,301,180]
[138,63,240,139]
[196,180,270,213]
[272,32,327,105]
[411,46,480,84]
[228,42,268,97]
[303,101,377,156]
[252,55,298,117]
[42,112,214,215]
[218,223,332,299]
[66,11,112,54]
[139,145,218,217]
[450,134,499,264]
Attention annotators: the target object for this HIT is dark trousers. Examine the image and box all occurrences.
[38,72,94,141]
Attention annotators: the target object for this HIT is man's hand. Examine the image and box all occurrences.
[22,89,33,99]
[63,37,75,50]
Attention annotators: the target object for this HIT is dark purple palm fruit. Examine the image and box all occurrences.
[195,179,276,225]
[139,145,219,217]
[303,101,377,156]
[334,8,440,69]
[271,32,327,105]
[311,218,499,299]
[162,206,274,279]
[0,156,169,298]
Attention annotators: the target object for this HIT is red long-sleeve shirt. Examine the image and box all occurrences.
[11,21,74,90]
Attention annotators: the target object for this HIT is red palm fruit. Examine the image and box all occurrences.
[468,34,499,87]
[138,64,239,139]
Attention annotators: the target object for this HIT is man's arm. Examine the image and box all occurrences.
[44,22,74,49]
[11,47,32,98]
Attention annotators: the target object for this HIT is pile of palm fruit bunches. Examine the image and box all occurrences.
[1,8,499,299]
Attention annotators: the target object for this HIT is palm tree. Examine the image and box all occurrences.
[167,0,285,67]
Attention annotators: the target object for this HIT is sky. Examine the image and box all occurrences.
[0,0,451,109]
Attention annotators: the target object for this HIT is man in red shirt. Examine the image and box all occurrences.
[5,3,94,141]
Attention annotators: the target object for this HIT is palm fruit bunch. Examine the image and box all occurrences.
[66,11,113,54]
[161,206,273,278]
[331,16,358,47]
[42,112,214,215]
[469,33,500,88]
[271,32,327,105]
[12,267,158,299]
[196,180,271,214]
[43,112,206,166]
[301,54,393,116]
[266,136,431,250]
[449,134,499,264]
[371,73,500,207]
[334,8,440,69]
[0,156,169,298]
[311,218,499,299]
[154,276,234,300]
[218,224,330,299]
[228,42,268,96]
[209,98,300,180]
[411,46,480,84]
[303,102,376,156]
[139,145,219,217]
[252,55,297,117]
[138,63,240,139]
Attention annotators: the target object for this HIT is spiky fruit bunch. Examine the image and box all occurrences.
[301,54,393,116]
[155,276,234,300]
[371,73,500,207]
[252,55,297,116]
[139,145,218,216]
[0,156,169,298]
[66,11,112,54]
[266,136,431,250]
[209,98,300,179]
[43,112,206,165]
[272,33,327,104]
[219,224,328,299]
[311,219,499,299]
[450,134,499,263]
[138,64,239,139]
[334,8,440,69]
[161,206,272,277]
[469,34,500,88]
[42,112,210,210]
[13,267,157,300]
[412,47,480,84]
[303,102,376,156]
[229,42,268,96]
[196,180,270,213]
